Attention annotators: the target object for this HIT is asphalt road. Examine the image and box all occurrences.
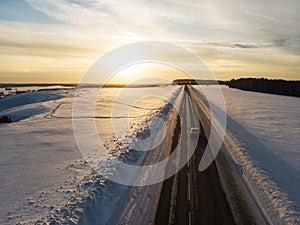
[80,87,236,225]
[155,88,235,225]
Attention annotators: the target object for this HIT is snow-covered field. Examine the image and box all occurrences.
[0,85,72,98]
[1,85,299,224]
[0,86,181,224]
[193,85,300,224]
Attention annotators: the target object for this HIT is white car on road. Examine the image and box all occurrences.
[189,127,200,135]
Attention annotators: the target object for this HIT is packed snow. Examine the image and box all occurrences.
[1,84,299,224]
[192,85,300,225]
[0,86,181,224]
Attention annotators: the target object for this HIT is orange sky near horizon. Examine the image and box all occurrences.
[0,1,299,83]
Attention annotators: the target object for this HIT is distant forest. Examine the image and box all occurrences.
[172,79,227,85]
[227,78,300,97]
[172,78,300,97]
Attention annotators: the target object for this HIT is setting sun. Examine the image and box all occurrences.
[107,62,190,84]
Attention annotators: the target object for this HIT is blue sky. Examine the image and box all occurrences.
[0,0,299,83]
[0,0,56,23]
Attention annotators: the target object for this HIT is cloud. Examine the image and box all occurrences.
[25,0,110,24]
[0,21,119,59]
[206,42,272,49]
[24,1,299,44]
[239,10,276,21]
[0,0,299,81]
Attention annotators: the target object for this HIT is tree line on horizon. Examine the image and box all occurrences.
[227,78,300,97]
[172,78,300,97]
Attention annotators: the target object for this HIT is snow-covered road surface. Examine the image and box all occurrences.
[192,85,300,225]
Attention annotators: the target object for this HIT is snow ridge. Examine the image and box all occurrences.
[190,86,300,225]
[225,133,300,225]
[34,87,183,225]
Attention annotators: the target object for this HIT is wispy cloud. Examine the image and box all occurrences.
[0,0,299,82]
[24,1,299,46]
[239,10,276,21]
[206,42,272,49]
[0,21,114,58]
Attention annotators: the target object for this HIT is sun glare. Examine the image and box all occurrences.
[107,63,190,84]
